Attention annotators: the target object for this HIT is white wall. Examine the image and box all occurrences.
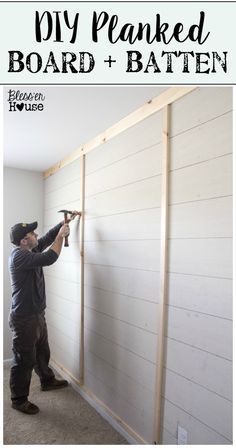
[43,87,232,444]
[3,167,44,359]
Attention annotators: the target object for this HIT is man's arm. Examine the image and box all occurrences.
[36,223,63,252]
[12,224,70,270]
[50,224,70,257]
[37,211,81,253]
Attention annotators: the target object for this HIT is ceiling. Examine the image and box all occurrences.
[3,85,166,172]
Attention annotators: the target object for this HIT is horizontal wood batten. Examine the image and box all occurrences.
[43,87,196,178]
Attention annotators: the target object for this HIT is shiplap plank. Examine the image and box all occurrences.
[170,154,232,205]
[44,199,81,225]
[85,307,157,363]
[162,399,231,444]
[46,307,80,343]
[85,350,155,420]
[169,238,232,279]
[170,111,232,171]
[48,323,80,367]
[86,176,162,217]
[48,331,80,379]
[169,196,232,238]
[44,158,80,194]
[84,368,154,443]
[165,338,232,400]
[84,327,156,391]
[85,285,158,333]
[45,275,81,303]
[164,368,232,439]
[168,273,232,320]
[85,264,159,303]
[85,208,161,241]
[83,240,160,271]
[161,427,177,444]
[44,179,80,210]
[44,261,81,284]
[171,87,232,137]
[42,86,232,445]
[167,306,232,360]
[86,110,163,175]
[85,143,162,197]
[43,221,81,244]
[46,292,81,323]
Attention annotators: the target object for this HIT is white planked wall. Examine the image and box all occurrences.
[43,87,232,444]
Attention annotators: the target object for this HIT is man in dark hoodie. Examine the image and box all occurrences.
[8,212,80,415]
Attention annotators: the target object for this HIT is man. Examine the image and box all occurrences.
[8,212,81,415]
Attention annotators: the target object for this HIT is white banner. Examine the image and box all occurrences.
[0,1,235,84]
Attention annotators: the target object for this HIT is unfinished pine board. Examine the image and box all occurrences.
[169,238,232,279]
[85,306,157,364]
[168,274,232,320]
[44,87,195,178]
[162,399,231,445]
[153,104,170,444]
[84,264,159,303]
[164,369,232,440]
[165,338,232,400]
[170,87,232,137]
[169,196,232,239]
[170,112,232,171]
[167,306,232,360]
[85,284,158,333]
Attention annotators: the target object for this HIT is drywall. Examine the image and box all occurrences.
[3,167,44,359]
[43,87,232,444]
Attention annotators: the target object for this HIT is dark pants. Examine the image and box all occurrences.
[9,311,55,404]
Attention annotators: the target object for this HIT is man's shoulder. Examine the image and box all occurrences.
[10,247,29,264]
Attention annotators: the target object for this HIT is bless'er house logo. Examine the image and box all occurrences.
[8,90,46,112]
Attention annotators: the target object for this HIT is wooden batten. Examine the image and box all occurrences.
[43,87,196,179]
[79,154,85,384]
[153,105,170,444]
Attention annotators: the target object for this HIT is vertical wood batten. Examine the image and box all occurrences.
[79,154,86,384]
[154,105,170,444]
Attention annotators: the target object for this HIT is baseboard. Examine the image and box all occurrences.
[50,358,146,445]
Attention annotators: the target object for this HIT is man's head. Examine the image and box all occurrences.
[10,222,38,250]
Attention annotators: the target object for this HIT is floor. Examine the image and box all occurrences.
[4,365,128,445]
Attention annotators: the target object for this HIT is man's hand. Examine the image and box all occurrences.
[51,224,70,256]
[58,223,70,238]
[67,211,82,222]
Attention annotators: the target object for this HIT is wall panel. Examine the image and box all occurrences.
[43,87,232,444]
[163,86,232,444]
